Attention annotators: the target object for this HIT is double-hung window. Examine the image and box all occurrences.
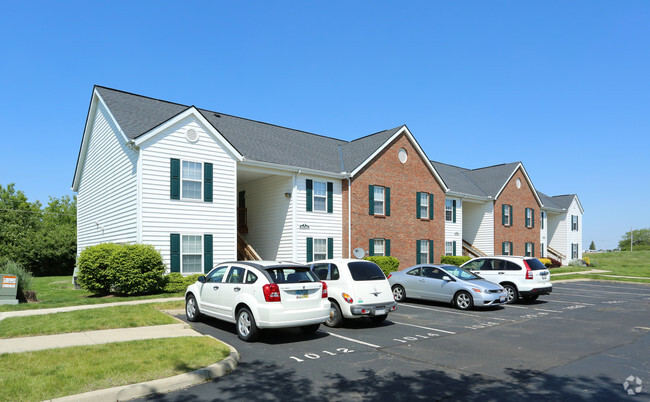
[445,241,456,256]
[525,242,535,257]
[525,208,534,228]
[571,215,579,231]
[502,241,513,256]
[182,235,203,273]
[541,211,546,229]
[313,181,327,212]
[445,199,456,222]
[417,240,433,264]
[182,161,203,200]
[571,243,579,259]
[306,238,333,262]
[373,239,385,256]
[502,204,513,226]
[419,193,429,219]
[369,185,390,216]
[369,238,390,256]
[313,238,327,261]
[306,179,333,213]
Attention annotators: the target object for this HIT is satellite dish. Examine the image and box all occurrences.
[353,248,366,259]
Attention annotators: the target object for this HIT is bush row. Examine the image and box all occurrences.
[364,256,400,276]
[439,255,471,266]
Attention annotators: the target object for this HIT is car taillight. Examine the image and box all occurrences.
[321,281,328,298]
[342,293,353,304]
[524,260,533,280]
[263,283,281,302]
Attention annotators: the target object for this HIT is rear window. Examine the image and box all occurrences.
[348,261,386,281]
[524,258,547,270]
[266,267,319,283]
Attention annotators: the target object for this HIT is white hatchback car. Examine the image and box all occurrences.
[460,256,552,303]
[310,259,398,327]
[185,261,330,341]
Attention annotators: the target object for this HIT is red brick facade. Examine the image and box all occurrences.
[342,132,446,268]
[493,167,541,257]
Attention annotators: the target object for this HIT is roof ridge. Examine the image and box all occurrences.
[94,85,190,109]
[430,160,470,170]
[346,125,404,144]
[468,161,520,172]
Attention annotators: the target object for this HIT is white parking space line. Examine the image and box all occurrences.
[553,287,647,296]
[557,282,650,291]
[319,330,381,348]
[547,292,615,300]
[398,303,514,321]
[543,299,595,306]
[392,321,457,334]
[505,305,562,313]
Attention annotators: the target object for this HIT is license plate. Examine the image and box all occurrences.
[295,290,308,299]
[500,296,506,302]
[541,274,548,279]
[374,308,386,316]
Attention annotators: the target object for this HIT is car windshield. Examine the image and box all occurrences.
[524,258,548,270]
[266,267,319,283]
[443,266,481,280]
[348,261,386,281]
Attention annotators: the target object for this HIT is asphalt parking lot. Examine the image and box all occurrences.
[140,281,650,401]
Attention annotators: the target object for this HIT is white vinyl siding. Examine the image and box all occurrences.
[547,197,583,264]
[139,116,238,272]
[444,197,462,254]
[566,199,583,261]
[462,201,494,256]
[77,100,138,254]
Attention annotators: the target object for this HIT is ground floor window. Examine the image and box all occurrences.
[313,238,327,261]
[502,241,513,256]
[571,243,579,259]
[525,242,535,257]
[182,235,203,273]
[445,241,456,256]
[417,240,431,264]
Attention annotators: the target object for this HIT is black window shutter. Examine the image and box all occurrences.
[502,204,507,225]
[369,239,375,256]
[532,209,535,228]
[170,234,180,272]
[429,240,434,263]
[306,237,313,263]
[532,242,535,257]
[385,239,391,256]
[327,182,333,213]
[453,241,457,256]
[385,187,391,216]
[510,242,514,255]
[170,159,180,200]
[204,163,213,202]
[416,192,422,219]
[368,185,374,215]
[416,240,421,264]
[204,234,213,273]
[306,180,313,212]
[429,194,434,220]
[509,206,514,226]
[327,238,334,259]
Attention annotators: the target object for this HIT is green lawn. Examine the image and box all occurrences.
[0,276,184,312]
[0,337,231,401]
[551,250,650,283]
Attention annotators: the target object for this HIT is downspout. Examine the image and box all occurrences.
[338,145,352,259]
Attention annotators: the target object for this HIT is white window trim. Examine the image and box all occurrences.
[313,238,328,261]
[445,199,453,222]
[445,241,454,256]
[503,205,511,226]
[374,187,385,216]
[526,208,532,228]
[313,181,327,212]
[419,239,430,262]
[181,160,203,201]
[181,234,203,274]
[373,238,385,256]
[504,241,511,256]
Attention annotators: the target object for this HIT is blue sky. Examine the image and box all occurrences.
[1,1,648,250]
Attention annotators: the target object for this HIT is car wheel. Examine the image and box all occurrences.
[503,284,518,304]
[185,294,201,322]
[236,307,259,342]
[300,323,320,335]
[522,295,539,302]
[392,285,406,302]
[370,314,388,324]
[454,291,473,310]
[325,301,343,328]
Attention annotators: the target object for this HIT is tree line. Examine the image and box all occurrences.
[0,183,76,276]
[618,228,650,251]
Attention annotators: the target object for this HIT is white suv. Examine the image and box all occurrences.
[460,256,552,303]
[185,261,330,342]
[310,259,398,327]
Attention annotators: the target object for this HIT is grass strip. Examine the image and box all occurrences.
[0,303,184,338]
[0,336,230,402]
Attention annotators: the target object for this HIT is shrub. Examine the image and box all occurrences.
[164,272,202,293]
[77,243,120,295]
[440,255,471,266]
[363,256,400,276]
[109,244,166,295]
[1,260,33,302]
[538,258,552,268]
[568,259,588,267]
[583,256,590,266]
[547,257,562,268]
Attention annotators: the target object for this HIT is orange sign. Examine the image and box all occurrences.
[2,275,17,288]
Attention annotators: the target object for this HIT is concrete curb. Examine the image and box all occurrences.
[553,278,650,286]
[48,338,240,402]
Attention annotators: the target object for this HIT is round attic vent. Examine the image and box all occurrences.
[516,178,522,189]
[398,148,408,164]
[186,129,199,143]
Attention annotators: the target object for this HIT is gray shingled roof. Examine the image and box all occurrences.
[430,161,521,198]
[549,194,577,209]
[94,86,402,174]
[536,191,563,210]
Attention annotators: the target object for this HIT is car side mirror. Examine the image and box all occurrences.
[198,276,206,283]
[442,275,452,282]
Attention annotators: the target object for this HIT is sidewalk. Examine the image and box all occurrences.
[0,299,240,401]
[551,269,611,276]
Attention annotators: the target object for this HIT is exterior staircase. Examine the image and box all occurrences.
[547,246,566,261]
[237,232,261,261]
[462,240,487,258]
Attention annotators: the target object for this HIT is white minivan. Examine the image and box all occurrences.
[310,259,398,327]
[461,256,552,303]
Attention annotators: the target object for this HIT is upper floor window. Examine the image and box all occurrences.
[369,185,390,216]
[445,199,456,223]
[182,161,203,200]
[571,215,579,231]
[502,204,513,226]
[541,211,546,229]
[416,192,434,220]
[306,179,333,213]
[525,208,535,228]
[313,181,327,211]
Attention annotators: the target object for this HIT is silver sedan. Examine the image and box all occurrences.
[387,264,507,310]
